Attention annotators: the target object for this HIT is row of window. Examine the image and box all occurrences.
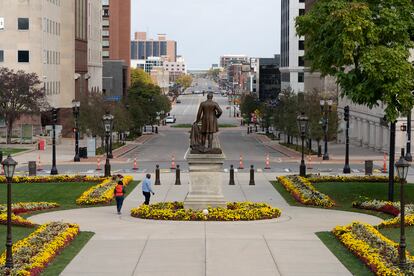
[45,81,61,96]
[43,50,60,65]
[281,72,304,83]
[43,18,61,35]
[0,50,29,62]
[47,0,61,6]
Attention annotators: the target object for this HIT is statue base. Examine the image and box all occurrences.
[184,149,226,210]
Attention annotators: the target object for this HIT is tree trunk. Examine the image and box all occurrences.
[6,117,13,144]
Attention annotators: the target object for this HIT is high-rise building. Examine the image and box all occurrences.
[280,0,305,93]
[87,0,103,93]
[131,32,177,62]
[220,55,249,69]
[102,0,131,99]
[255,55,281,101]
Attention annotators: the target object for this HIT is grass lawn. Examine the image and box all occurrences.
[272,180,414,219]
[0,148,28,156]
[42,231,94,276]
[379,226,414,254]
[317,232,374,275]
[0,225,35,252]
[171,123,238,128]
[0,181,140,213]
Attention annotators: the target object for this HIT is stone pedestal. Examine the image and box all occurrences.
[184,150,226,210]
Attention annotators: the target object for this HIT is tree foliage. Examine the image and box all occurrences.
[296,0,414,121]
[240,94,260,120]
[0,67,48,143]
[131,68,153,87]
[175,75,193,90]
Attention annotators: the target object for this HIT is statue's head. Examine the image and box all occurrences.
[207,92,213,99]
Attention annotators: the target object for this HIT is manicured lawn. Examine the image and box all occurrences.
[0,181,140,212]
[316,232,374,276]
[42,231,94,276]
[0,225,35,252]
[273,180,414,219]
[0,148,28,156]
[379,226,414,254]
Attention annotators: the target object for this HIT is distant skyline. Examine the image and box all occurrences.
[132,0,280,69]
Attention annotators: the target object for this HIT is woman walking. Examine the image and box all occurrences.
[114,180,126,214]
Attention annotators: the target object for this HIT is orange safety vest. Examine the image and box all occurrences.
[115,185,124,197]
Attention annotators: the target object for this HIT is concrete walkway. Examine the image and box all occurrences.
[30,173,381,276]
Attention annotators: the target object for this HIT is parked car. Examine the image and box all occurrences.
[165,116,176,123]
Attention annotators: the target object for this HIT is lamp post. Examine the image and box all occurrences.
[50,108,58,175]
[2,155,17,268]
[320,99,333,160]
[406,110,412,161]
[102,112,114,177]
[72,100,81,162]
[343,106,351,174]
[395,149,410,270]
[297,112,309,177]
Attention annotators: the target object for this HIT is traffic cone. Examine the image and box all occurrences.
[170,154,176,170]
[265,154,271,169]
[133,158,138,171]
[96,158,102,171]
[37,155,43,171]
[238,155,244,169]
[308,155,313,169]
[383,152,387,173]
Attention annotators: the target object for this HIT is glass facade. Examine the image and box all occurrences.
[153,41,160,57]
[280,0,289,67]
[160,41,167,56]
[145,41,153,57]
[138,41,145,59]
[131,41,138,59]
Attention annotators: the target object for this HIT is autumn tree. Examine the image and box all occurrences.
[296,0,414,122]
[0,67,48,144]
[176,74,193,91]
[131,68,153,87]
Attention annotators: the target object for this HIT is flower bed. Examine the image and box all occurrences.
[0,213,35,227]
[0,175,105,184]
[0,222,79,276]
[377,215,414,229]
[277,176,335,207]
[333,222,414,275]
[131,202,282,221]
[0,202,60,227]
[307,175,389,183]
[353,198,414,217]
[76,175,133,205]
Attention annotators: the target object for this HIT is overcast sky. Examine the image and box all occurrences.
[132,0,280,69]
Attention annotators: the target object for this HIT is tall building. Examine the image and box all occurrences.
[102,0,131,99]
[255,55,281,101]
[220,55,249,69]
[87,0,103,93]
[131,32,177,62]
[280,0,305,93]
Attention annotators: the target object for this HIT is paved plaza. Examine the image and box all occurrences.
[31,172,381,276]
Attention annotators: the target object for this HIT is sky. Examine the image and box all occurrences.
[132,0,281,70]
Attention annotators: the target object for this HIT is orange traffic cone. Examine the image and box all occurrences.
[133,158,138,171]
[238,155,244,169]
[171,154,176,170]
[37,155,43,171]
[265,154,271,169]
[383,152,387,173]
[96,158,102,171]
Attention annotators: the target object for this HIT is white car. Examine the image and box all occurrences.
[165,116,176,124]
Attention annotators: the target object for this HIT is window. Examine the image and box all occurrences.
[102,30,109,36]
[298,72,304,83]
[299,40,305,50]
[18,18,29,30]
[102,51,109,58]
[0,50,3,62]
[298,56,305,67]
[102,0,109,6]
[299,9,305,16]
[102,40,109,47]
[18,50,29,62]
[299,0,305,2]
[0,18,4,30]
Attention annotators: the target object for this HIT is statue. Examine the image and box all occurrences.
[190,92,222,153]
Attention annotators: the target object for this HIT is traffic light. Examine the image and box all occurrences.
[344,105,349,122]
[52,108,58,124]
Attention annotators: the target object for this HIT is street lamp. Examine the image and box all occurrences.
[72,100,81,162]
[343,106,351,174]
[50,108,58,175]
[320,99,333,160]
[102,112,114,177]
[2,155,17,268]
[297,112,309,177]
[395,149,410,270]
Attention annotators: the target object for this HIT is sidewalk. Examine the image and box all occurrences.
[30,172,381,276]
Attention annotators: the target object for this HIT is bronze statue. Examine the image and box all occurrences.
[190,92,222,153]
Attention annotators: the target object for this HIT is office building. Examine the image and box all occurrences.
[255,55,281,101]
[220,55,249,69]
[87,0,103,93]
[131,32,177,62]
[280,0,305,93]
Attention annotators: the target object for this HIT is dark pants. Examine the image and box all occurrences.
[115,196,124,212]
[143,191,151,205]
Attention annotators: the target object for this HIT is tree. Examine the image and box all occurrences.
[131,68,153,87]
[176,75,193,91]
[240,94,260,121]
[0,67,48,144]
[296,0,414,122]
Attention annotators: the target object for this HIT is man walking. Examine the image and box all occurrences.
[142,174,155,205]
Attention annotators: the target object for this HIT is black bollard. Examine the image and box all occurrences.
[317,145,322,157]
[229,165,235,185]
[144,125,147,133]
[249,165,255,185]
[155,126,158,134]
[155,164,161,185]
[151,125,154,133]
[175,164,181,185]
[247,127,250,134]
[255,125,258,132]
